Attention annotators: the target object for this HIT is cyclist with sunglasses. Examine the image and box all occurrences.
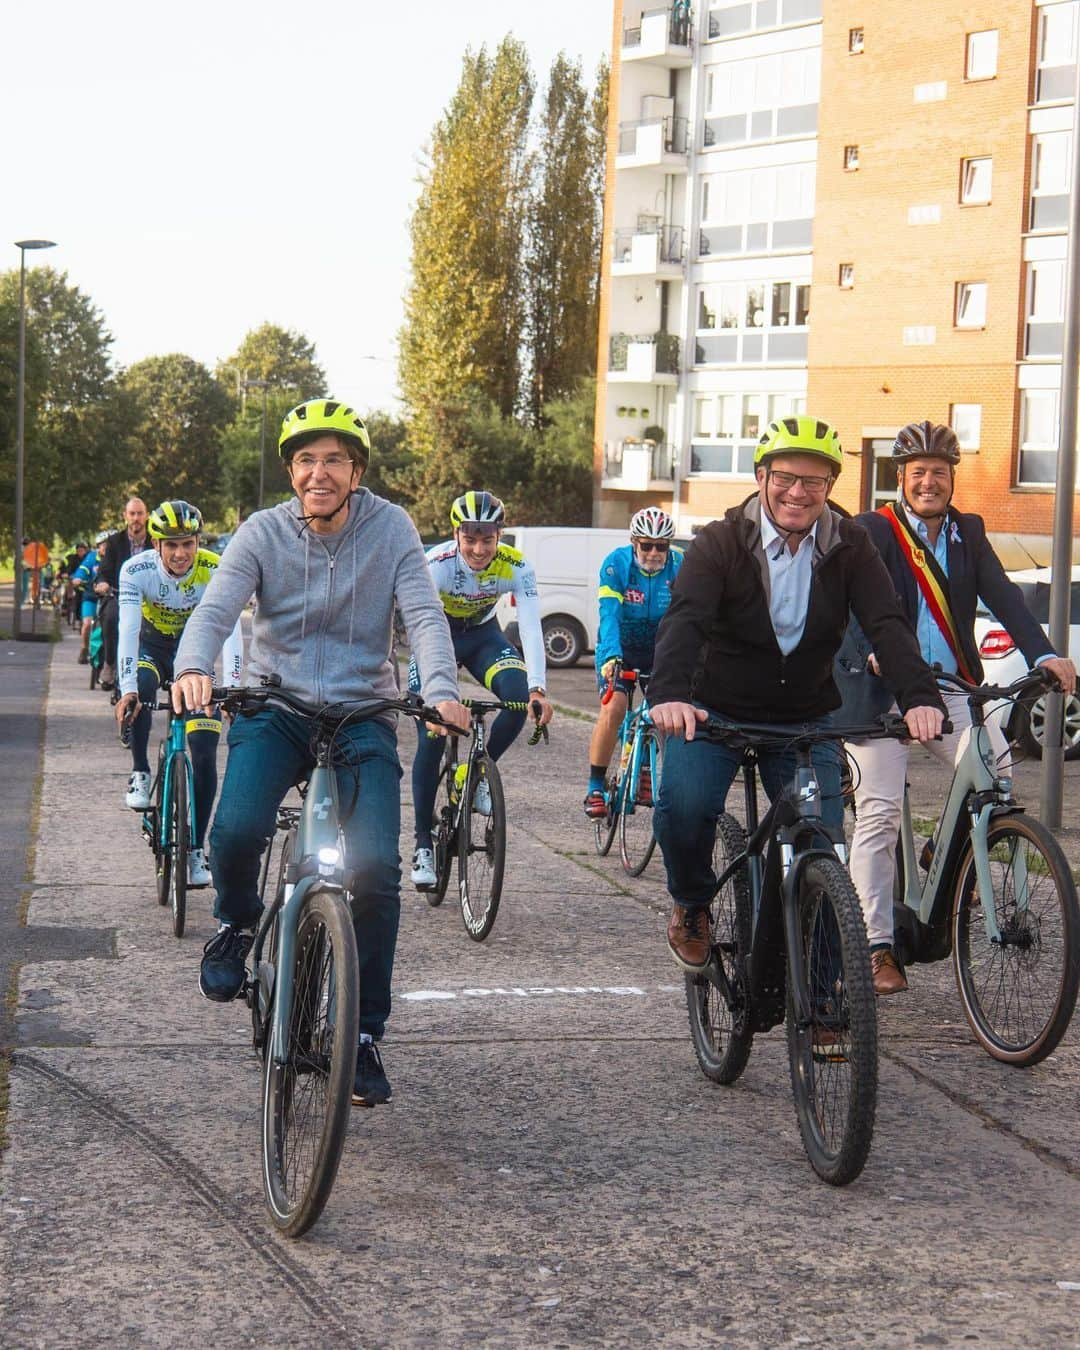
[408,490,554,889]
[584,507,684,819]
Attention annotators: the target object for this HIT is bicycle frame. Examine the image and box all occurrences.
[144,704,197,855]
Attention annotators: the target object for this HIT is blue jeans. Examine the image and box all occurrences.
[209,707,403,1040]
[654,722,843,908]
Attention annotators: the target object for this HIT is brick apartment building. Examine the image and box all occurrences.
[595,0,1080,563]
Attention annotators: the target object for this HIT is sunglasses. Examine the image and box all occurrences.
[634,540,670,553]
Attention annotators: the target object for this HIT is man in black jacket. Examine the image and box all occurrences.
[838,421,1075,994]
[650,415,946,971]
[95,497,150,688]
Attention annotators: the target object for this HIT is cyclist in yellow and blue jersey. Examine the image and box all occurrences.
[408,490,554,888]
[584,506,684,818]
[113,500,243,888]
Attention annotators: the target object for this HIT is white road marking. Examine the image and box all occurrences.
[401,982,683,1003]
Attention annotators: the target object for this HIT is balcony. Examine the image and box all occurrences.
[603,439,676,490]
[612,223,685,276]
[608,332,681,384]
[616,116,689,172]
[621,5,694,68]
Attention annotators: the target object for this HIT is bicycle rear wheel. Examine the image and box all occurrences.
[786,857,877,1186]
[619,726,663,876]
[593,741,622,857]
[262,886,359,1238]
[459,759,506,941]
[427,758,456,907]
[685,814,754,1084]
[952,814,1080,1066]
[168,761,189,938]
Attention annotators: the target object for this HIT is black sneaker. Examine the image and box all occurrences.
[352,1040,392,1107]
[199,925,254,1003]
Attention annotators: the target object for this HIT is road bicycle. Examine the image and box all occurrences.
[684,712,914,1186]
[886,667,1080,1066]
[592,664,664,876]
[422,696,546,941]
[138,685,200,938]
[212,676,451,1238]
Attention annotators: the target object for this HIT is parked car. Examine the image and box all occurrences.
[973,565,1080,761]
[496,526,691,668]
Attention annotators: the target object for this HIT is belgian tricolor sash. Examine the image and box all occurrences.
[876,502,975,681]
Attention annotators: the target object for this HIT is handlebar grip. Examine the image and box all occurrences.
[940,718,953,737]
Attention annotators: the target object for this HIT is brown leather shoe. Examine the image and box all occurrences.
[667,904,711,970]
[871,948,908,996]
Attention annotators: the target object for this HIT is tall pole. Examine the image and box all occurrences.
[258,382,268,509]
[12,249,27,638]
[1039,63,1080,829]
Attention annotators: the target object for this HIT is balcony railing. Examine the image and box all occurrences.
[603,439,676,486]
[618,115,689,157]
[613,224,685,265]
[623,4,694,48]
[609,331,682,375]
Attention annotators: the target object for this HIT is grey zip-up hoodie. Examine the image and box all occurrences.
[175,490,459,714]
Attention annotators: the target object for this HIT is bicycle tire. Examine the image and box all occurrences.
[459,758,506,941]
[154,745,169,907]
[952,814,1080,1066]
[619,725,663,876]
[593,739,622,857]
[685,814,754,1084]
[428,758,456,907]
[786,856,877,1186]
[262,885,359,1238]
[252,830,292,1060]
[169,761,189,939]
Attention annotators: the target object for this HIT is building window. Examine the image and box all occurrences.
[844,144,860,171]
[1019,388,1060,485]
[950,403,982,450]
[965,29,998,80]
[1026,259,1065,357]
[838,262,854,288]
[703,47,820,148]
[695,280,811,364]
[849,27,864,54]
[1036,2,1079,103]
[960,156,992,205]
[690,392,805,475]
[955,281,988,328]
[1031,130,1071,229]
[698,161,816,255]
[707,0,823,40]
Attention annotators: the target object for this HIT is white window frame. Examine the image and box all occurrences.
[689,391,805,478]
[965,29,998,81]
[848,26,864,54]
[955,281,988,329]
[960,156,992,205]
[844,144,859,171]
[949,403,982,450]
[1018,388,1060,486]
[838,262,854,288]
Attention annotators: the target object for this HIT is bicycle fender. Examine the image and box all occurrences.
[781,847,848,1028]
[269,876,346,1066]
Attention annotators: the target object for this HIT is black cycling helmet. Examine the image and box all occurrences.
[892,421,961,465]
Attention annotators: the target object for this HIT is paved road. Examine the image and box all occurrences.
[2,632,1079,1346]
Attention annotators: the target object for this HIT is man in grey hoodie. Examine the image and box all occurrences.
[173,398,468,1106]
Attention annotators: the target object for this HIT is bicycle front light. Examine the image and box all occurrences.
[317,847,341,867]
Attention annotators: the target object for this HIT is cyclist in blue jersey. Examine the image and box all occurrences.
[584,507,684,819]
[408,490,554,888]
[71,531,112,665]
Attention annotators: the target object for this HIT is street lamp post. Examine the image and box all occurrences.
[241,378,270,509]
[12,238,56,639]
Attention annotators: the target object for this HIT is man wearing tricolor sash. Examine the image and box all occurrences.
[839,420,1076,995]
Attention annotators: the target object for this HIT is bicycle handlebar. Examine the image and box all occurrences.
[205,679,454,731]
[700,710,953,749]
[934,665,1056,702]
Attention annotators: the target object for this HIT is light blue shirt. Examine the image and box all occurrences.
[902,502,957,675]
[760,514,817,655]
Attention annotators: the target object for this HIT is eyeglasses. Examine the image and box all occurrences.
[292,453,355,471]
[768,469,832,493]
[634,540,670,553]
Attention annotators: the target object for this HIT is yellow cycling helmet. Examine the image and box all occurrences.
[278,398,371,466]
[148,499,203,539]
[755,415,843,478]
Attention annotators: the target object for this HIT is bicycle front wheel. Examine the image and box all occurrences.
[168,761,189,939]
[786,857,877,1186]
[593,740,622,857]
[154,744,169,907]
[685,814,754,1084]
[428,758,456,907]
[459,759,506,941]
[619,726,663,877]
[952,814,1080,1066]
[262,886,359,1238]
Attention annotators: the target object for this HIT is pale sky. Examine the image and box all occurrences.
[1,0,613,413]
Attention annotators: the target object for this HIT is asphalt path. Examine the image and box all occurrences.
[1,632,1079,1346]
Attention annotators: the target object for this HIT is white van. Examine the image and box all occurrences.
[497,526,691,668]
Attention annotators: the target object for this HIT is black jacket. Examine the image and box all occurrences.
[97,530,151,590]
[834,506,1056,723]
[649,497,944,723]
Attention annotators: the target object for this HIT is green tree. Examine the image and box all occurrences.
[360,410,419,507]
[524,55,608,429]
[521,378,595,525]
[399,38,535,444]
[122,354,232,517]
[216,322,326,402]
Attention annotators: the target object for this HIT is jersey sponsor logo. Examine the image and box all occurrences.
[624,587,645,605]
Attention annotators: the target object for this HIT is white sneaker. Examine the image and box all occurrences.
[125,771,152,810]
[411,847,436,889]
[188,848,212,888]
[473,779,492,816]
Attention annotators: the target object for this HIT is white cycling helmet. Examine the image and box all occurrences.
[629,507,675,540]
